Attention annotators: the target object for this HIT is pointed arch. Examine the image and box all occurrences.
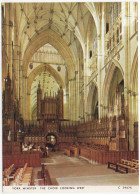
[22,29,76,80]
[26,63,65,120]
[130,47,138,93]
[102,59,124,107]
[27,63,65,95]
[85,2,99,36]
[87,81,98,117]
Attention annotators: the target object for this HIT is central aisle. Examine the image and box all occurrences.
[41,150,139,186]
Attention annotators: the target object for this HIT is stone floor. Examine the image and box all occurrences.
[31,166,42,186]
[41,150,139,187]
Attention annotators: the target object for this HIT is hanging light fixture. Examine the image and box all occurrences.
[29,63,33,69]
[57,65,61,72]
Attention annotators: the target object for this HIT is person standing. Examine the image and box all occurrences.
[45,146,49,157]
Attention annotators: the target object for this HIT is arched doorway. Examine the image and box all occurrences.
[46,133,57,150]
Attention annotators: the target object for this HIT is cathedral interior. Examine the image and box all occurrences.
[2,2,139,189]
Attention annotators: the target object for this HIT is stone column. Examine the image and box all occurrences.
[98,3,105,120]
[19,47,23,117]
[13,8,19,100]
[75,63,80,121]
[5,3,9,76]
[68,81,71,120]
[122,2,132,150]
[8,3,13,80]
[135,94,138,122]
[129,92,134,151]
[27,93,31,120]
[69,79,75,120]
[97,35,101,120]
[65,85,69,120]
[22,77,26,120]
[72,80,76,121]
[122,2,129,108]
[84,42,88,121]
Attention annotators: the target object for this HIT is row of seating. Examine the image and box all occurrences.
[41,165,52,185]
[89,144,109,151]
[64,143,108,158]
[108,161,128,173]
[3,164,15,177]
[19,166,33,186]
[117,159,139,173]
[3,163,33,186]
[64,149,70,156]
[10,168,24,186]
[44,169,52,186]
[3,164,17,186]
[79,146,138,164]
[3,153,41,169]
[108,159,139,173]
[56,143,73,150]
[132,159,139,163]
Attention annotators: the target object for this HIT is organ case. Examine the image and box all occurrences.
[37,82,63,121]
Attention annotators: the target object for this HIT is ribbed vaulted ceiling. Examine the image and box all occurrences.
[14,2,98,118]
[16,2,93,59]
